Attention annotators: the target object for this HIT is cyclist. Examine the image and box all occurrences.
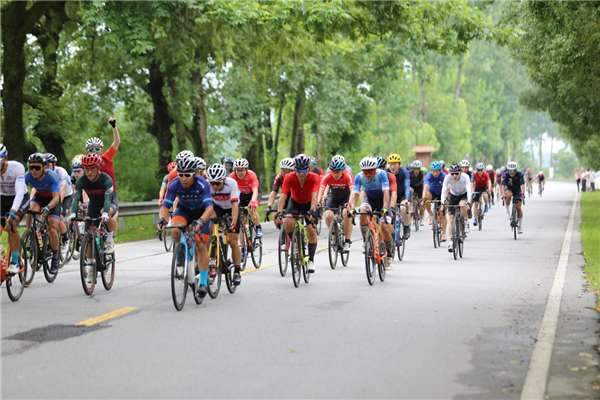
[351,156,393,270]
[486,164,495,204]
[275,154,320,274]
[441,163,472,252]
[158,162,177,206]
[376,157,397,210]
[221,156,234,175]
[325,154,353,174]
[264,158,294,224]
[409,160,425,226]
[24,153,62,273]
[460,159,472,180]
[0,144,29,274]
[317,157,354,252]
[386,154,411,239]
[309,157,325,176]
[206,163,242,286]
[70,157,87,261]
[229,158,264,238]
[422,161,447,241]
[524,168,534,194]
[537,170,545,192]
[157,157,213,298]
[471,163,492,227]
[196,157,207,179]
[166,150,195,187]
[501,161,525,234]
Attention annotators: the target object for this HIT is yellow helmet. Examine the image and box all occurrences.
[387,154,402,163]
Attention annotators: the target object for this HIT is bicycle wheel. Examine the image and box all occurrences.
[340,239,350,267]
[43,234,57,283]
[278,228,288,277]
[291,230,302,288]
[251,230,262,269]
[6,245,27,301]
[21,229,37,287]
[377,237,386,282]
[171,242,188,311]
[239,228,248,271]
[302,235,310,284]
[458,219,464,258]
[452,218,459,261]
[432,215,438,249]
[206,236,222,299]
[328,222,338,269]
[79,234,96,295]
[64,223,76,265]
[101,249,116,291]
[478,207,483,231]
[365,233,376,285]
[224,260,237,294]
[163,228,174,252]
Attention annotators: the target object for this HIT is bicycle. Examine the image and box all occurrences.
[538,182,544,197]
[21,210,57,285]
[527,181,533,198]
[156,209,174,252]
[285,212,316,288]
[411,193,421,231]
[390,207,406,261]
[0,224,28,301]
[76,216,116,295]
[508,197,525,240]
[205,215,237,298]
[315,203,325,235]
[445,204,468,261]
[265,210,288,277]
[238,206,262,270]
[427,200,443,249]
[326,206,350,269]
[472,192,485,231]
[354,210,387,285]
[62,204,86,265]
[165,220,205,311]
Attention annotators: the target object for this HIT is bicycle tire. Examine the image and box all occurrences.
[365,233,376,285]
[478,206,483,231]
[21,230,37,287]
[378,236,386,282]
[101,250,116,291]
[291,230,301,288]
[251,234,262,269]
[206,236,222,299]
[340,232,350,267]
[432,214,438,248]
[63,223,76,265]
[452,217,459,261]
[163,228,174,252]
[458,218,464,258]
[43,233,58,283]
[239,227,248,271]
[328,222,338,269]
[6,246,27,301]
[79,234,96,295]
[278,228,288,277]
[302,234,310,284]
[171,242,188,311]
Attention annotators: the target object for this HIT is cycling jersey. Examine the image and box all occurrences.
[210,177,239,210]
[386,167,410,200]
[161,174,169,189]
[538,174,545,181]
[424,171,447,195]
[271,173,285,193]
[25,169,60,197]
[387,173,397,193]
[472,171,491,191]
[525,172,534,182]
[441,173,472,203]
[488,172,496,185]
[71,172,114,216]
[501,171,524,194]
[320,170,353,199]
[409,170,424,189]
[354,169,389,198]
[229,170,260,195]
[0,160,27,210]
[164,176,212,211]
[311,167,325,176]
[54,166,74,196]
[101,146,118,192]
[281,172,320,204]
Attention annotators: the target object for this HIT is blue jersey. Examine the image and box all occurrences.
[24,170,60,197]
[424,171,447,195]
[387,167,410,200]
[354,169,389,198]
[501,171,524,193]
[164,176,213,210]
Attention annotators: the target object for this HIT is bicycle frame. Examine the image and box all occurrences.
[356,211,387,264]
[168,225,198,285]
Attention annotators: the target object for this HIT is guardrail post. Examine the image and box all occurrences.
[118,217,126,230]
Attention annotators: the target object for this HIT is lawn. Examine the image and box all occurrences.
[580,193,600,308]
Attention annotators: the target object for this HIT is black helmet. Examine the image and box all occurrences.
[449,163,461,173]
[28,153,47,165]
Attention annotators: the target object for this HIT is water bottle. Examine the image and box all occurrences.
[96,237,102,253]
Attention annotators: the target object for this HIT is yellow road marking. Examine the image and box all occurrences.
[318,245,329,251]
[240,263,275,275]
[75,307,139,327]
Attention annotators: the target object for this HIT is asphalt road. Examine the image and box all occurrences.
[2,181,598,399]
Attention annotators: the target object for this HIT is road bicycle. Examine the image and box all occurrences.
[205,215,237,298]
[326,206,350,269]
[166,220,205,311]
[427,200,443,249]
[21,210,57,285]
[265,210,289,277]
[355,210,387,285]
[390,207,406,260]
[76,216,116,296]
[157,210,174,252]
[0,224,28,301]
[411,193,421,231]
[445,204,468,261]
[472,192,485,231]
[239,206,262,270]
[63,204,86,265]
[508,196,525,240]
[285,212,317,288]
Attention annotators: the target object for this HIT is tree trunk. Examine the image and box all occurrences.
[419,79,428,123]
[549,137,554,168]
[454,60,463,108]
[290,87,305,156]
[264,108,275,182]
[538,134,544,171]
[168,77,188,153]
[191,69,210,161]
[272,94,286,176]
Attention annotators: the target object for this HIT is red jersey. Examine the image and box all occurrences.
[282,172,320,204]
[472,171,490,191]
[442,168,449,175]
[229,170,260,194]
[101,146,117,192]
[320,170,353,198]
[387,173,397,193]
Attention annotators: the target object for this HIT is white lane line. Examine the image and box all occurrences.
[520,191,579,400]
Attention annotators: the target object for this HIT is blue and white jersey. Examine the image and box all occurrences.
[24,169,60,197]
[164,176,213,210]
[501,171,524,193]
[424,171,447,196]
[354,169,389,198]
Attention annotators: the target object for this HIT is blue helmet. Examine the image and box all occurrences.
[329,159,345,171]
[294,154,311,170]
[430,161,442,171]
[376,156,387,170]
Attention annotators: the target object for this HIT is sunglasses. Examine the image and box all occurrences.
[508,170,517,173]
[296,168,308,174]
[178,173,194,178]
[363,169,376,174]
[450,172,460,176]
[88,147,103,154]
[29,165,43,171]
[209,181,222,186]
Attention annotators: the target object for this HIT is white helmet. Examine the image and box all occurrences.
[507,161,518,171]
[0,143,7,158]
[359,156,378,170]
[279,157,294,170]
[496,168,501,174]
[206,163,227,182]
[176,157,197,173]
[412,160,422,169]
[539,170,543,175]
[195,157,206,170]
[460,159,470,167]
[85,137,104,149]
[476,163,485,171]
[486,164,493,171]
[331,154,345,164]
[176,150,194,161]
[233,158,249,168]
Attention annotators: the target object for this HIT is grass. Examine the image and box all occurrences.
[580,193,600,308]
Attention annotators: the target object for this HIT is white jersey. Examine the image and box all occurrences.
[0,160,28,210]
[441,172,472,203]
[54,166,74,196]
[210,177,239,210]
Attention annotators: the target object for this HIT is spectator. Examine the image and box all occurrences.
[575,169,581,192]
[589,169,596,192]
[581,168,588,193]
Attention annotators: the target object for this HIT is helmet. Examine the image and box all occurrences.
[412,160,422,169]
[45,153,57,164]
[469,167,473,172]
[279,157,294,170]
[460,159,470,167]
[476,163,484,171]
[167,162,177,173]
[294,154,311,170]
[221,156,234,164]
[331,154,345,164]
[195,157,206,170]
[329,159,346,171]
[500,166,506,172]
[309,157,317,167]
[28,153,47,165]
[387,154,402,163]
[440,160,446,167]
[449,163,461,173]
[506,161,517,171]
[85,137,104,149]
[430,161,442,171]
[176,150,194,162]
[376,156,387,169]
[72,159,82,170]
[526,168,531,173]
[496,168,501,174]
[233,158,249,169]
[81,153,102,168]
[359,156,378,170]
[206,163,227,182]
[486,164,493,171]
[0,143,7,158]
[177,157,197,173]
[539,170,543,175]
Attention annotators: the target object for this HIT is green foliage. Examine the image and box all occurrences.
[580,193,600,309]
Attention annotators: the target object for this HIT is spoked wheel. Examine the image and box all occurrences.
[458,221,464,258]
[278,228,288,277]
[432,217,439,249]
[302,235,310,284]
[163,228,174,252]
[171,243,188,311]
[452,220,459,261]
[79,234,97,295]
[378,238,386,282]
[42,235,57,283]
[206,237,222,299]
[239,228,248,271]
[316,209,322,235]
[478,208,483,231]
[291,230,302,288]
[6,246,27,301]
[340,231,350,267]
[365,234,376,285]
[21,230,37,287]
[62,224,76,266]
[251,230,262,269]
[328,223,338,270]
[224,262,237,294]
[101,251,116,291]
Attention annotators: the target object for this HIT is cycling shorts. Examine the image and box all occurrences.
[472,190,487,203]
[172,205,211,237]
[61,195,73,217]
[427,191,442,201]
[213,204,241,234]
[361,195,384,212]
[325,195,349,210]
[411,185,424,200]
[239,190,262,208]
[285,198,313,226]
[447,192,468,216]
[31,194,61,220]
[1,193,30,226]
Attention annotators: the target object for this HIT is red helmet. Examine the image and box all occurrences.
[167,162,177,173]
[526,168,531,173]
[81,153,102,168]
